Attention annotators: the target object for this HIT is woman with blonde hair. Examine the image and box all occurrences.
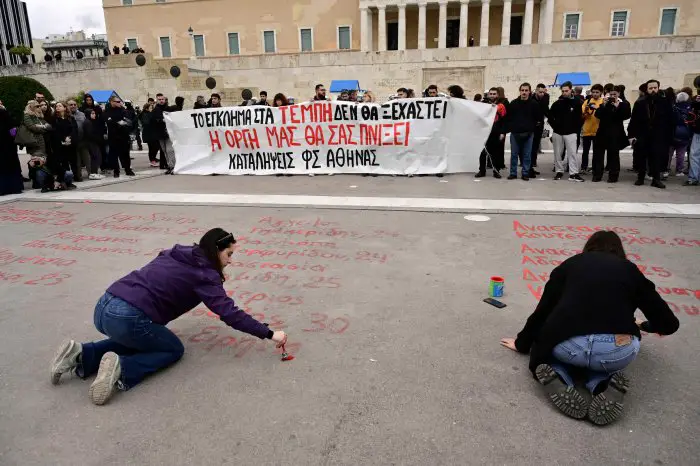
[362,91,376,103]
[19,100,51,156]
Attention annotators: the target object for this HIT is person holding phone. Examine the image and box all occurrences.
[500,231,679,425]
[592,85,631,183]
[50,228,288,406]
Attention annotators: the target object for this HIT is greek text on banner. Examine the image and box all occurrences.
[165,99,496,175]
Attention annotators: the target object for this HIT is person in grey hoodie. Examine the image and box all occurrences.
[49,228,288,406]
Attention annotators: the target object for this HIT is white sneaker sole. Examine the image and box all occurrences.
[50,339,80,385]
[89,352,121,405]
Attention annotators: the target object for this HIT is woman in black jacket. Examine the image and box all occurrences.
[47,102,77,191]
[139,103,159,167]
[83,108,106,180]
[501,231,679,425]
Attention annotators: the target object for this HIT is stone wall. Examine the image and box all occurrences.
[1,36,699,106]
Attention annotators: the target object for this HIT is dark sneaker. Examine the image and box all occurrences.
[650,179,666,189]
[607,176,618,183]
[521,175,529,181]
[492,170,502,179]
[588,372,629,426]
[89,352,122,406]
[554,172,563,181]
[125,169,136,176]
[683,180,699,186]
[634,179,644,186]
[535,364,588,419]
[507,174,517,180]
[568,174,584,182]
[592,177,602,182]
[50,339,82,385]
[475,171,486,178]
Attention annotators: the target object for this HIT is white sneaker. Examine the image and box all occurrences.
[51,339,82,385]
[89,352,122,405]
[676,173,685,177]
[88,174,104,180]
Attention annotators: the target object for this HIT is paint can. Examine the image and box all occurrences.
[489,276,504,298]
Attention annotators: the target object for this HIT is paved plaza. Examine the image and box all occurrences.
[0,152,698,465]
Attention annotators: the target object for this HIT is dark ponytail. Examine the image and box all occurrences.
[198,228,236,281]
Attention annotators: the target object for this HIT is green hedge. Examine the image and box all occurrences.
[0,76,54,126]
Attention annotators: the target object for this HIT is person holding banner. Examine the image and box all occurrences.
[50,228,288,405]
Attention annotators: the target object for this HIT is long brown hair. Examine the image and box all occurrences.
[198,228,237,282]
[54,102,69,119]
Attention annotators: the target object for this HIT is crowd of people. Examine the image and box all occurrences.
[1,80,699,195]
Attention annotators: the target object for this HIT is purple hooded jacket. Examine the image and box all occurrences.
[107,245,272,339]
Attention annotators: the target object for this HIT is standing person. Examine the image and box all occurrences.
[151,93,176,174]
[630,83,648,173]
[628,80,674,189]
[124,102,142,151]
[447,85,465,99]
[362,91,376,103]
[476,87,506,179]
[67,100,88,181]
[139,103,159,167]
[49,228,289,406]
[548,81,584,182]
[194,96,208,109]
[272,93,289,107]
[0,101,23,195]
[505,83,543,181]
[48,102,78,190]
[20,100,50,157]
[80,93,102,116]
[313,84,327,101]
[258,91,270,106]
[581,84,605,174]
[82,109,106,180]
[103,96,135,178]
[530,83,550,176]
[396,88,409,99]
[426,85,439,98]
[500,231,679,425]
[208,93,222,108]
[669,92,692,177]
[592,85,631,183]
[685,95,700,186]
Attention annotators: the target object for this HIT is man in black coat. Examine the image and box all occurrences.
[504,83,543,181]
[530,83,550,175]
[548,81,584,182]
[592,85,631,183]
[103,96,134,178]
[627,79,674,188]
[151,93,176,173]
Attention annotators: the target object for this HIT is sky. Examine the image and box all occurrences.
[24,0,106,39]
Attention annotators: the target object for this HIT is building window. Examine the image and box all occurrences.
[159,36,172,57]
[126,38,138,50]
[263,30,276,53]
[563,13,581,39]
[659,8,677,35]
[193,34,205,57]
[300,28,313,52]
[228,32,240,55]
[122,0,132,5]
[610,11,628,37]
[338,26,351,50]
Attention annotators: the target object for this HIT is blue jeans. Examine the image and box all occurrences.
[510,133,533,176]
[551,334,640,393]
[79,293,184,389]
[36,170,74,188]
[689,134,700,182]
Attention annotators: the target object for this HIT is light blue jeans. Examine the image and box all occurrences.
[688,134,700,182]
[551,334,640,393]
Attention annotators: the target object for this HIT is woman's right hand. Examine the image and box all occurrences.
[271,331,288,348]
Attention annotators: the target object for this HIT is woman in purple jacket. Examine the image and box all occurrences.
[50,228,288,405]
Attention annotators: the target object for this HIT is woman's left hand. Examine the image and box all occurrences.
[500,338,518,352]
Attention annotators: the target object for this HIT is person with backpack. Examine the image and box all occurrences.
[668,92,692,177]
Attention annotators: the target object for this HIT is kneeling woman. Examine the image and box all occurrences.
[501,231,679,425]
[51,228,288,405]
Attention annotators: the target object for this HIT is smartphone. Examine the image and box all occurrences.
[483,298,507,309]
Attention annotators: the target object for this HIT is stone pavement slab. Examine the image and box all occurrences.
[0,201,698,466]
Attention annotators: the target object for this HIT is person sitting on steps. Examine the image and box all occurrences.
[500,231,679,425]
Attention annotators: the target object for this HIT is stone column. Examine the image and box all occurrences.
[378,5,387,51]
[543,0,555,44]
[438,0,448,49]
[480,0,490,47]
[459,0,470,48]
[523,0,534,44]
[361,6,370,51]
[418,1,427,50]
[398,2,407,50]
[501,0,511,45]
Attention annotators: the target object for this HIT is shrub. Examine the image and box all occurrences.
[9,45,32,56]
[0,76,54,125]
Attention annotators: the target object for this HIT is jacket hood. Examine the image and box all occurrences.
[168,244,214,270]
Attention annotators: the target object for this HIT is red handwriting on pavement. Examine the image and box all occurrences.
[171,326,302,357]
[0,248,76,267]
[0,206,75,226]
[0,271,72,286]
[83,212,205,235]
[230,271,341,290]
[46,231,140,244]
[22,239,141,256]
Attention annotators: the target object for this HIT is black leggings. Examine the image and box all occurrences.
[147,142,160,162]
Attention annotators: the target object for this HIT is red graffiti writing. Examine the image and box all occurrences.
[171,326,302,357]
[0,206,75,226]
[230,271,341,290]
[22,239,140,256]
[301,313,351,334]
[46,231,140,244]
[224,288,304,307]
[0,248,76,267]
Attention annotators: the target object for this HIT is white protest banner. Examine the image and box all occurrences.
[165,99,495,175]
